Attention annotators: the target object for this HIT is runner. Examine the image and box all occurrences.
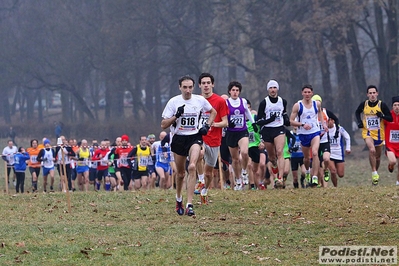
[27,139,42,192]
[128,136,151,190]
[355,85,392,185]
[327,117,351,187]
[161,75,216,216]
[37,139,56,192]
[289,84,328,187]
[2,140,18,187]
[226,81,256,190]
[256,79,290,187]
[196,73,229,204]
[384,96,399,186]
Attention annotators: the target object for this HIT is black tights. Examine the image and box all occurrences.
[15,172,25,193]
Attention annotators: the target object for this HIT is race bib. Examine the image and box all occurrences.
[390,130,399,143]
[30,155,38,163]
[179,113,198,131]
[139,156,149,167]
[330,137,339,147]
[249,132,255,143]
[120,157,128,167]
[200,113,210,126]
[366,116,380,130]
[230,114,244,128]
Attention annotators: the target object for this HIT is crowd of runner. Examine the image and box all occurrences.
[2,74,399,217]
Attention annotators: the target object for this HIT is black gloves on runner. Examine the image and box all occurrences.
[199,123,210,135]
[256,113,277,126]
[376,111,384,118]
[252,123,259,133]
[357,122,363,129]
[228,120,236,128]
[175,105,185,118]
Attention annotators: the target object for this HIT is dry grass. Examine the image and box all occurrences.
[0,138,398,265]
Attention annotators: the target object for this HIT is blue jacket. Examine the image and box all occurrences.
[13,152,30,172]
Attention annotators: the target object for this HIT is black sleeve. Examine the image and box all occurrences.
[37,149,44,162]
[128,147,137,159]
[381,102,393,122]
[256,100,267,120]
[66,147,75,157]
[282,98,288,114]
[326,109,340,130]
[285,129,296,148]
[161,134,170,147]
[355,102,365,124]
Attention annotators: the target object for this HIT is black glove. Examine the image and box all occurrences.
[228,120,236,128]
[376,111,384,118]
[269,113,277,122]
[252,123,259,133]
[334,130,339,139]
[78,158,84,161]
[256,118,267,126]
[357,122,363,129]
[175,105,185,118]
[199,123,210,135]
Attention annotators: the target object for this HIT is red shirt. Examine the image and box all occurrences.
[93,148,110,171]
[202,93,229,147]
[384,110,399,149]
[115,146,133,168]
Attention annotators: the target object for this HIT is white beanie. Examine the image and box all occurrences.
[267,80,279,90]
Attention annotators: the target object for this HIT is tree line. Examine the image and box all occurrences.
[0,0,397,139]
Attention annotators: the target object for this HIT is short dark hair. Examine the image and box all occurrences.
[367,85,378,93]
[244,98,251,106]
[30,139,38,147]
[198,73,214,84]
[228,81,242,94]
[179,75,195,86]
[302,84,313,91]
[18,147,24,152]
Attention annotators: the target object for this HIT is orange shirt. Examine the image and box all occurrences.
[26,147,42,168]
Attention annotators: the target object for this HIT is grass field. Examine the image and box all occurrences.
[0,138,398,265]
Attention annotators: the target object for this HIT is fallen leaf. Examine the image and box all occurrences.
[242,250,250,255]
[135,206,141,210]
[16,242,25,247]
[89,203,96,207]
[256,256,270,261]
[275,258,281,262]
[102,253,112,256]
[277,240,283,248]
[21,250,30,254]
[219,217,226,221]
[80,250,90,258]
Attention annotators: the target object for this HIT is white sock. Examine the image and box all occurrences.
[242,169,247,175]
[372,171,378,175]
[198,174,205,183]
[201,188,208,195]
[186,203,192,208]
[176,195,182,202]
